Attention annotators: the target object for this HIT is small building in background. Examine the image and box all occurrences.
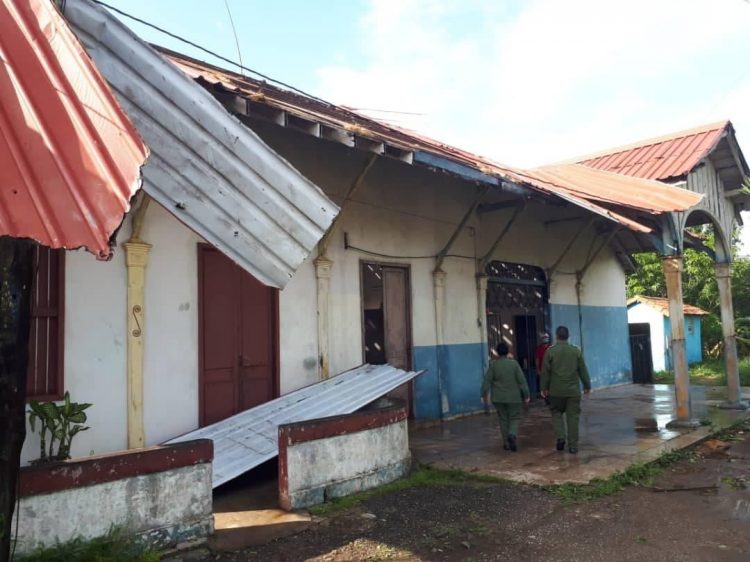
[627,296,709,373]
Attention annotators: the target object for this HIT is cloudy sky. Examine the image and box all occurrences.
[105,0,750,249]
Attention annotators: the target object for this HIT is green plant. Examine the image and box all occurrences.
[17,528,160,562]
[309,465,506,516]
[27,392,91,463]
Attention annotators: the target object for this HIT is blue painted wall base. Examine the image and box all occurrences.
[412,305,633,420]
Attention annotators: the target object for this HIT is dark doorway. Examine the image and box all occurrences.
[198,246,279,427]
[514,315,538,372]
[629,323,654,384]
[361,263,412,412]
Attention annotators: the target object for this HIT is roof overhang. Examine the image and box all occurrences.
[64,0,339,288]
[159,49,706,237]
[0,0,148,257]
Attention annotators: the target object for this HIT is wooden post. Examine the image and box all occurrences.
[662,256,699,427]
[0,237,36,562]
[715,263,748,410]
[314,256,332,380]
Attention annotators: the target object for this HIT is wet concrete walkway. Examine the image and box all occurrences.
[410,384,750,484]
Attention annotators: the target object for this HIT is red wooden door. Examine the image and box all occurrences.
[198,246,278,427]
[382,266,412,410]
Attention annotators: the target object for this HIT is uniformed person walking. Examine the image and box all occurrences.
[481,342,530,451]
[541,326,591,454]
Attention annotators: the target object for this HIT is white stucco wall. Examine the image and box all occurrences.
[627,303,667,371]
[22,233,128,464]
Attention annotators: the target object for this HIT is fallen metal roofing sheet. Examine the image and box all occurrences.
[160,49,700,232]
[64,0,338,288]
[166,364,424,488]
[0,0,147,257]
[577,121,729,181]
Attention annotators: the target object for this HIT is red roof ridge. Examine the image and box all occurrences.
[562,120,731,166]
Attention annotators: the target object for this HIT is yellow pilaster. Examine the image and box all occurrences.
[124,240,151,449]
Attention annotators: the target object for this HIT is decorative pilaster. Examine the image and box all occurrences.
[433,269,449,416]
[476,273,489,370]
[314,256,333,380]
[124,240,151,449]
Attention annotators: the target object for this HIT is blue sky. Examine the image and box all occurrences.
[104,0,750,249]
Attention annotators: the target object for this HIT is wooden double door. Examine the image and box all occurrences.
[198,246,278,427]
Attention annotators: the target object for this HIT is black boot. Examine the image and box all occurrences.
[556,439,565,451]
[508,434,517,452]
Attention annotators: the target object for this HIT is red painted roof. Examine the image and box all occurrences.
[577,121,729,181]
[0,0,148,258]
[628,296,709,317]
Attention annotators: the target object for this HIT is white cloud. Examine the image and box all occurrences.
[315,0,750,254]
[315,0,750,167]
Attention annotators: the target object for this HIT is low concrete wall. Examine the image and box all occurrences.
[14,440,213,555]
[278,400,410,510]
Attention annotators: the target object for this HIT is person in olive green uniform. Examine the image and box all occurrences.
[541,326,591,454]
[481,343,530,451]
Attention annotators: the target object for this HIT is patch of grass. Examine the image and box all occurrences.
[545,447,697,503]
[308,466,506,516]
[654,357,750,386]
[17,529,161,562]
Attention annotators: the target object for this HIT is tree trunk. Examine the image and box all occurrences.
[0,237,35,562]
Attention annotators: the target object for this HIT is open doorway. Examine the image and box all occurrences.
[486,261,548,397]
[361,262,413,413]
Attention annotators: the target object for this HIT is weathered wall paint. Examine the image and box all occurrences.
[21,118,639,463]
[664,316,703,367]
[627,303,703,372]
[13,463,212,554]
[549,304,632,388]
[281,420,410,509]
[627,303,667,371]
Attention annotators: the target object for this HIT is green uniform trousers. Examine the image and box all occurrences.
[549,396,581,448]
[494,402,522,440]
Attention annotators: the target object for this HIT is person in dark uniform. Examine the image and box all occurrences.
[481,342,530,451]
[541,326,591,454]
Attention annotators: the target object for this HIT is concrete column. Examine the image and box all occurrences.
[476,273,489,370]
[314,256,333,380]
[662,256,699,428]
[124,240,151,448]
[433,269,449,416]
[715,263,748,410]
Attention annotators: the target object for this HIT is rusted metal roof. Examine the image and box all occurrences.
[628,296,709,317]
[577,121,730,181]
[530,164,703,213]
[0,0,148,258]
[166,363,424,488]
[65,0,338,288]
[159,49,701,234]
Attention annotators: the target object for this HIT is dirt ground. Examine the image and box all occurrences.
[196,428,750,562]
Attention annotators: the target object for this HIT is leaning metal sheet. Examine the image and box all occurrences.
[166,364,424,488]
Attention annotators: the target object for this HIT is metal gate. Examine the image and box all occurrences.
[628,323,654,384]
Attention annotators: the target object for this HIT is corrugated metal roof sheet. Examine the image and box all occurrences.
[0,0,147,257]
[530,164,703,213]
[627,295,709,317]
[159,49,700,233]
[65,0,338,288]
[577,121,729,180]
[166,364,424,488]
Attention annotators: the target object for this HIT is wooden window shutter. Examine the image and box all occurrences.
[27,246,65,400]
